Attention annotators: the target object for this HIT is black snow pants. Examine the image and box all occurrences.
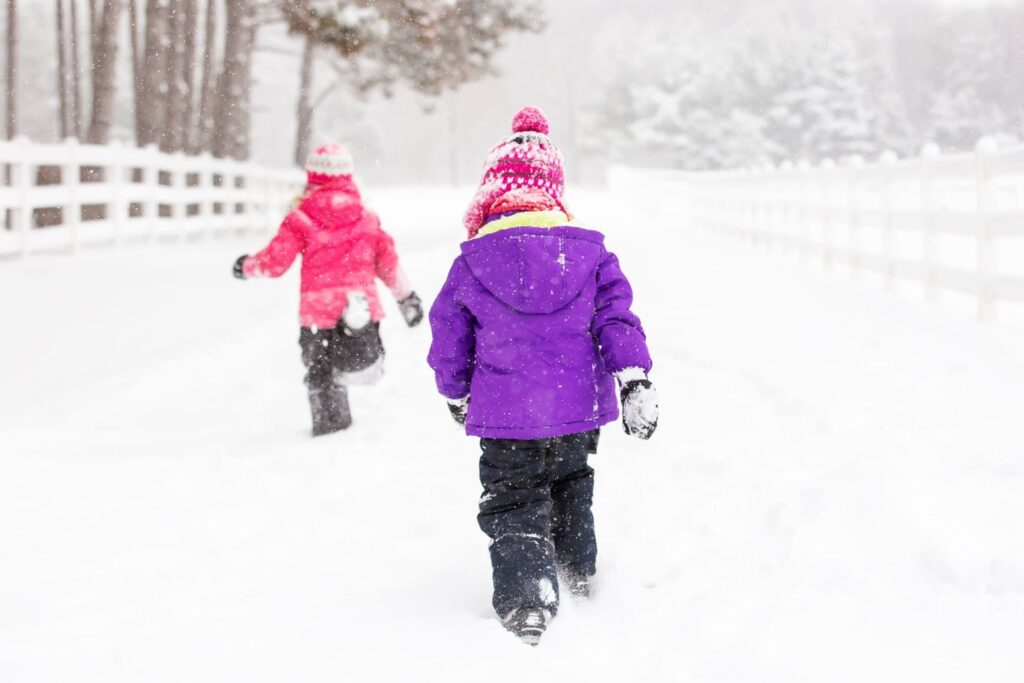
[299,323,384,391]
[477,429,599,618]
[299,324,384,435]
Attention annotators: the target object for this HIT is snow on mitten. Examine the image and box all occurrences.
[342,291,372,331]
[232,255,248,280]
[398,292,424,327]
[447,396,469,426]
[618,369,658,440]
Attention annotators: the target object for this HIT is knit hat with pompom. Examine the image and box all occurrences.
[463,106,568,238]
[305,142,355,185]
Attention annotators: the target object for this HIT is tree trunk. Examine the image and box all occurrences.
[55,0,70,139]
[194,0,215,152]
[87,0,97,52]
[69,0,83,138]
[180,0,197,151]
[294,36,315,167]
[5,0,16,231]
[137,0,166,147]
[84,0,122,144]
[161,0,186,151]
[6,0,17,140]
[128,0,143,141]
[212,0,257,160]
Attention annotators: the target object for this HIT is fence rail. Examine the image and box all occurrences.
[611,140,1024,321]
[0,137,303,257]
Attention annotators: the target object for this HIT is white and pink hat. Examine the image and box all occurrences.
[464,106,568,238]
[305,143,355,185]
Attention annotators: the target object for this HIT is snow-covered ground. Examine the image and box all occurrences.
[2,187,1024,682]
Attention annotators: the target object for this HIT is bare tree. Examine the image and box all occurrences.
[282,0,544,166]
[180,0,198,150]
[294,36,314,166]
[129,0,202,152]
[88,0,97,52]
[212,0,257,159]
[193,0,216,153]
[55,0,70,138]
[128,0,143,139]
[4,0,14,140]
[161,0,186,151]
[5,0,16,231]
[69,0,83,137]
[84,0,122,144]
[137,0,166,146]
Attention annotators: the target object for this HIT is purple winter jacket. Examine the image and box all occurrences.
[427,224,652,440]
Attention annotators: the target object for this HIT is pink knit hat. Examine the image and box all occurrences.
[305,142,355,185]
[464,106,568,238]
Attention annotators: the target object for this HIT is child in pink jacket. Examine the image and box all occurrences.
[233,143,423,435]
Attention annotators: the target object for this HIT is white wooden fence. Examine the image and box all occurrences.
[611,139,1024,321]
[0,137,303,257]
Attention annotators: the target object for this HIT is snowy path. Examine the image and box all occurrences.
[2,188,1024,682]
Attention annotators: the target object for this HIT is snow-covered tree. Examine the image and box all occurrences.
[281,0,543,162]
[585,0,1024,170]
[586,13,782,169]
[765,35,875,163]
[928,9,1022,151]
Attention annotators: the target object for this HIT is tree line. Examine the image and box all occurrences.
[3,0,543,161]
[585,0,1024,170]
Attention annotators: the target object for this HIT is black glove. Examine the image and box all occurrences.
[232,255,249,280]
[447,397,469,426]
[621,379,659,440]
[398,292,424,327]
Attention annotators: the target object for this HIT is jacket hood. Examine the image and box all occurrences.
[461,226,604,314]
[300,177,364,227]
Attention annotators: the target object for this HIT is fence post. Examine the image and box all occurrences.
[777,161,793,251]
[697,181,709,232]
[110,140,126,245]
[62,137,82,253]
[262,172,275,233]
[144,144,160,241]
[169,151,184,240]
[847,155,865,278]
[680,171,692,230]
[879,150,898,290]
[199,152,214,236]
[920,142,940,302]
[247,164,261,233]
[820,158,835,270]
[748,170,760,247]
[226,162,240,233]
[14,136,32,257]
[216,160,230,234]
[797,160,812,260]
[763,164,777,251]
[975,136,996,322]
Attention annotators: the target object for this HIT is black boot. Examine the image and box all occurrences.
[502,607,551,646]
[561,570,593,599]
[309,385,352,436]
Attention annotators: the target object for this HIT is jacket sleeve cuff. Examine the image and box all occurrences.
[614,367,647,385]
[388,266,413,301]
[242,257,261,278]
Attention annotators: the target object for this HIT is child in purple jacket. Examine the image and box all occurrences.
[427,107,659,645]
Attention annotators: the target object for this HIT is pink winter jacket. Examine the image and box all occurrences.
[242,176,410,328]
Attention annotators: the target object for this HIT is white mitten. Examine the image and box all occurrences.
[617,368,659,440]
[342,291,372,330]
